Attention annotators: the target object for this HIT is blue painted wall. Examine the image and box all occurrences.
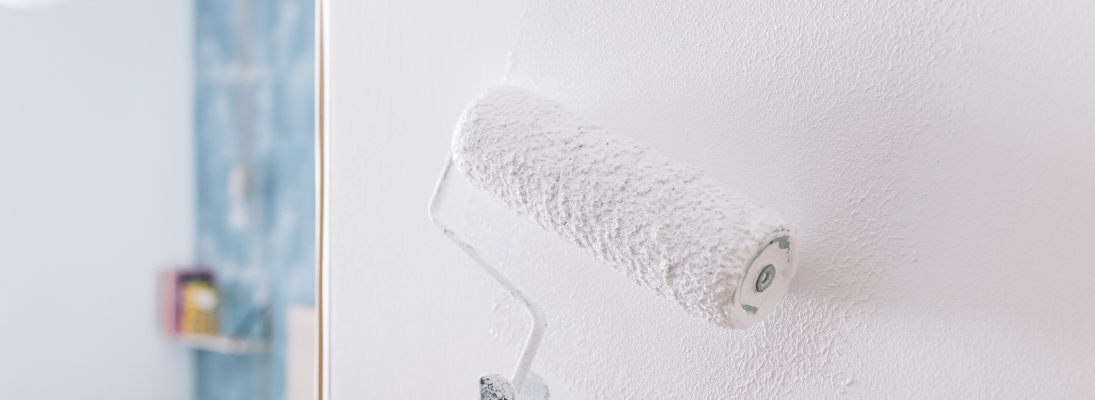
[194,0,314,398]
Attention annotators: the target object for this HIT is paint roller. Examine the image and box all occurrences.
[429,85,797,399]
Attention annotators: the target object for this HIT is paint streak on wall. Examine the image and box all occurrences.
[194,0,314,399]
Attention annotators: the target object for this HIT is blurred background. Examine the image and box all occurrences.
[0,0,316,399]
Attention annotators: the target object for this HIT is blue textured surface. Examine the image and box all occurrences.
[194,0,314,398]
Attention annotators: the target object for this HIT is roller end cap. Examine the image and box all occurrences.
[733,233,797,327]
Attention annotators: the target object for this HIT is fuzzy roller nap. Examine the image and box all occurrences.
[452,86,797,329]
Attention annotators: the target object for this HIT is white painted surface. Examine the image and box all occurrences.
[287,305,317,400]
[328,0,1095,398]
[0,1,193,399]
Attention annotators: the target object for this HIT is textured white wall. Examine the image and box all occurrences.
[0,1,193,399]
[329,0,1095,398]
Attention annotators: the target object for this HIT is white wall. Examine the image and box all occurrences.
[328,0,1095,398]
[0,1,194,399]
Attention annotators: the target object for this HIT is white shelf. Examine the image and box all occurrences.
[175,334,269,354]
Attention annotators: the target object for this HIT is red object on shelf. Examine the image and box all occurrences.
[159,267,216,337]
